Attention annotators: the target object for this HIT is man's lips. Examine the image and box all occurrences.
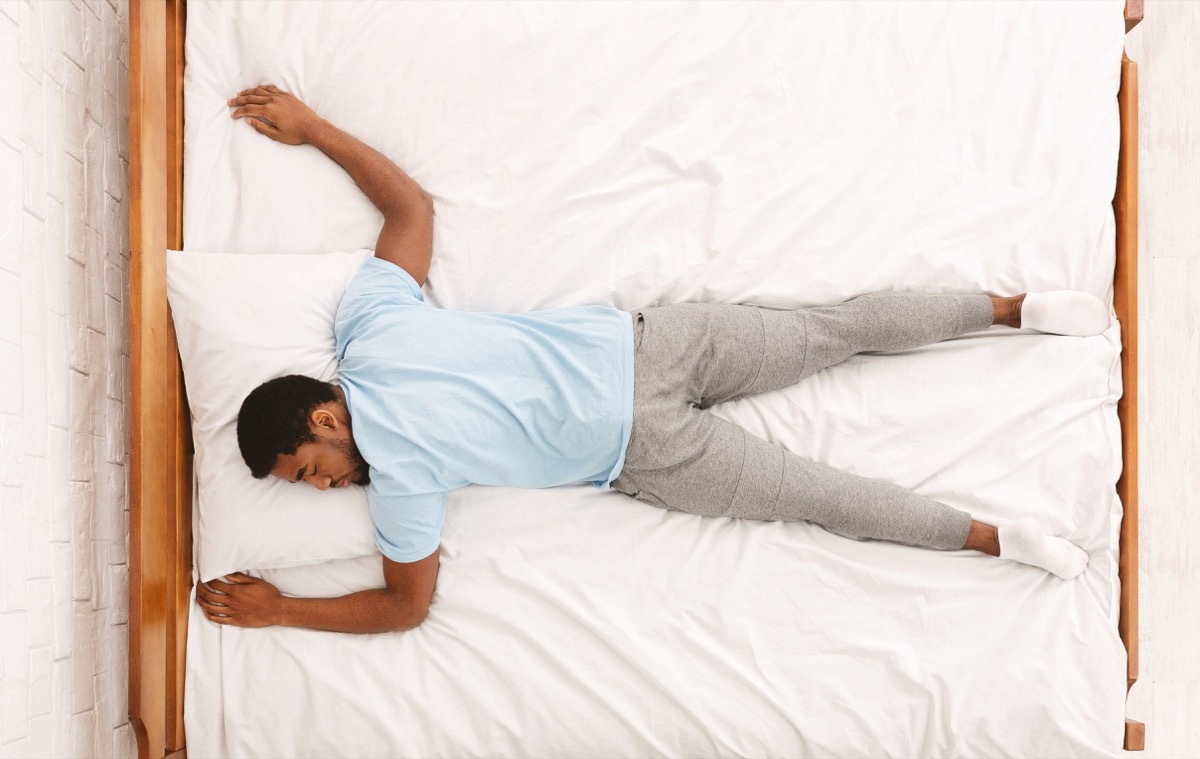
[334,475,350,488]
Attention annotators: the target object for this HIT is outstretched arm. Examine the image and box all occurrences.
[228,85,434,285]
[197,549,441,633]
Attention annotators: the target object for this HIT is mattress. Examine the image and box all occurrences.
[181,1,1129,756]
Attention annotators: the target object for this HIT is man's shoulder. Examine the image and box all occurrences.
[355,257,425,301]
[335,263,430,353]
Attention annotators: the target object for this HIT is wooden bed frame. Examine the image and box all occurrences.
[126,1,1146,755]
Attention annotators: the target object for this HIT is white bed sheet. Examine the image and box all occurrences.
[181,1,1129,756]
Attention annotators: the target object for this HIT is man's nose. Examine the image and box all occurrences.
[308,474,333,491]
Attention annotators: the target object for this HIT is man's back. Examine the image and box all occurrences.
[335,256,636,560]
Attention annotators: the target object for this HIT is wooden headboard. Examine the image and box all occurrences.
[128,0,189,756]
[125,0,1145,755]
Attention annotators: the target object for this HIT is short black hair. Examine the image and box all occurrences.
[236,375,339,479]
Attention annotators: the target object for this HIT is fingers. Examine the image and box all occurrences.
[200,580,228,595]
[228,91,298,143]
[202,605,232,625]
[205,576,241,591]
[229,106,280,136]
[247,119,287,141]
[197,584,231,606]
[236,112,279,129]
[230,104,269,120]
[197,586,233,624]
[205,573,259,591]
[197,595,228,614]
[227,94,269,106]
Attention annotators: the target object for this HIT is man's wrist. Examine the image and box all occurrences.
[271,594,292,627]
[303,117,335,148]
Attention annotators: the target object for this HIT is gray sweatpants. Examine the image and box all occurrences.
[611,292,996,550]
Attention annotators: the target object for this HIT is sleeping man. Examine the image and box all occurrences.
[197,86,1109,633]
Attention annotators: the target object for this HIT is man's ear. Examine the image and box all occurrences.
[310,407,339,433]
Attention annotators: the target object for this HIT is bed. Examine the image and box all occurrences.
[128,0,1145,756]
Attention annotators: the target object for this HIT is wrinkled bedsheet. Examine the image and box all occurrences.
[182,2,1128,756]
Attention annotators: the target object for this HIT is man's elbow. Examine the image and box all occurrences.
[382,187,433,223]
[417,188,434,215]
[387,598,431,632]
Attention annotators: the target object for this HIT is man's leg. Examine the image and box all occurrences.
[732,292,1001,405]
[635,293,996,410]
[677,410,976,550]
[645,291,1106,409]
[624,409,1089,579]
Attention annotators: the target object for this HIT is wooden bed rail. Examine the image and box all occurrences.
[128,0,189,757]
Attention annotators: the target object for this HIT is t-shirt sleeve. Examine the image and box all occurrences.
[336,257,426,360]
[368,490,447,563]
[355,256,425,302]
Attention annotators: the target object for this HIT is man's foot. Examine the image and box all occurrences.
[998,518,1090,579]
[1018,291,1110,336]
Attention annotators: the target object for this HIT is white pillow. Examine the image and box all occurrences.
[255,553,384,598]
[166,249,378,581]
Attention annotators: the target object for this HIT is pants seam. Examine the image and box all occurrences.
[767,446,786,522]
[746,308,770,393]
[724,426,749,514]
[798,310,810,378]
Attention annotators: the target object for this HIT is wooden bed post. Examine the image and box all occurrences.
[1125,0,1144,32]
[128,0,190,757]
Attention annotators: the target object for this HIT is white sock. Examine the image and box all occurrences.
[1020,291,1110,336]
[998,518,1089,579]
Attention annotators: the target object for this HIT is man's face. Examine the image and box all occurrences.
[270,434,371,490]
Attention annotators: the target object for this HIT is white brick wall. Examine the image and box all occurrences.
[0,0,135,756]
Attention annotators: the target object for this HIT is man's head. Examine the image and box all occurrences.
[236,374,370,490]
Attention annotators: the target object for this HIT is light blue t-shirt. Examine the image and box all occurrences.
[334,257,634,563]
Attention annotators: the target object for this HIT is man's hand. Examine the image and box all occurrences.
[195,551,440,634]
[228,85,322,145]
[197,573,284,628]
